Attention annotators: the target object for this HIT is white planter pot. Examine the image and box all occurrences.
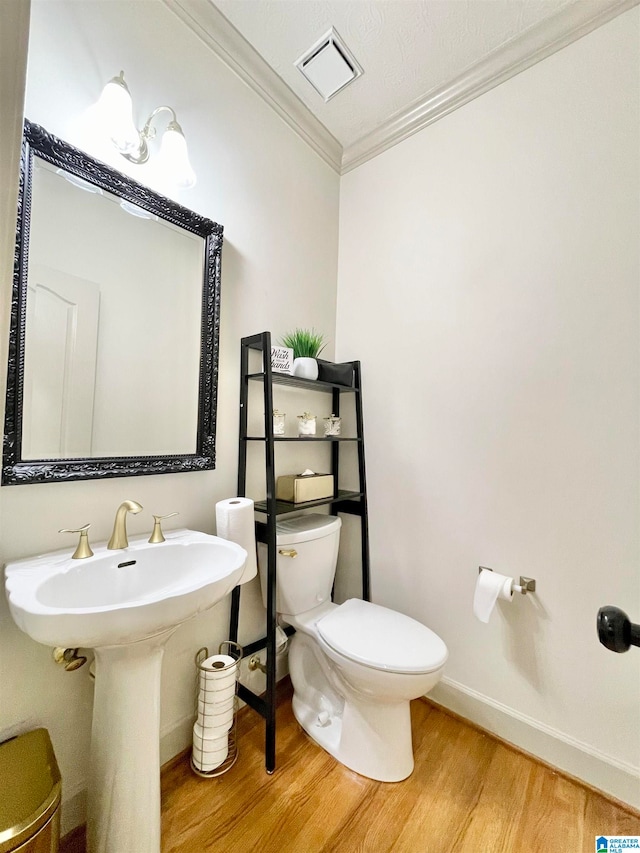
[292,357,318,380]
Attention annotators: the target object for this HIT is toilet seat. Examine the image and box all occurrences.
[316,599,448,675]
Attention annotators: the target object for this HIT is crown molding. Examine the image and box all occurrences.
[161,0,343,173]
[341,0,639,173]
[163,0,637,177]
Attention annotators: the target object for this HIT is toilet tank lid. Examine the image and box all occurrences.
[317,599,448,674]
[275,514,341,546]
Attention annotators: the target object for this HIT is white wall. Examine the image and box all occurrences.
[0,0,339,833]
[336,8,639,806]
[0,0,30,409]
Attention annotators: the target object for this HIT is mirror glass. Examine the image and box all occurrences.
[24,159,203,459]
[3,121,222,484]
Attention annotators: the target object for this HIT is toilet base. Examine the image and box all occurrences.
[292,690,414,782]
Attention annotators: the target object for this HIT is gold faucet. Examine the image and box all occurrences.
[107,500,143,550]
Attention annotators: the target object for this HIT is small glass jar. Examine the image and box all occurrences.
[273,410,286,436]
[297,412,317,437]
[323,414,341,436]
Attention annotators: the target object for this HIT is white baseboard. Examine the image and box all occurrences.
[60,786,86,838]
[160,713,194,766]
[429,677,640,810]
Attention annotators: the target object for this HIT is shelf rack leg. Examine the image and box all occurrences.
[354,361,371,602]
[230,332,278,774]
[262,332,278,774]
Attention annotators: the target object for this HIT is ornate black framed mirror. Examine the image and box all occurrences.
[3,120,222,484]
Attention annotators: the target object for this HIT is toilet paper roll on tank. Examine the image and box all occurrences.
[215,497,257,584]
[473,568,516,623]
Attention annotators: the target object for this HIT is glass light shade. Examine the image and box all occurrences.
[94,77,140,155]
[156,126,196,188]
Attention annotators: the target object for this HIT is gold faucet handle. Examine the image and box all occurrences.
[59,523,94,559]
[149,512,179,544]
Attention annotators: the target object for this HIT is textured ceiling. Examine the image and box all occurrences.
[210,0,579,148]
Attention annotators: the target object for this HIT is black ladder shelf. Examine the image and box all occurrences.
[229,331,370,773]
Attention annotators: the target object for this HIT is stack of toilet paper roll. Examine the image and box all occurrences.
[192,652,238,772]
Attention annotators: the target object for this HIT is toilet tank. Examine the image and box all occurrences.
[257,514,341,615]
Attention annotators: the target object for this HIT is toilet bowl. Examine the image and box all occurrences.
[258,514,448,782]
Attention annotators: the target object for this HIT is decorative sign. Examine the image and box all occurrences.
[271,346,293,375]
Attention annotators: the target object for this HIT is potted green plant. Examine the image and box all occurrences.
[280,328,327,380]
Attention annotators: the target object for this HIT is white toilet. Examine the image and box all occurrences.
[257,514,448,782]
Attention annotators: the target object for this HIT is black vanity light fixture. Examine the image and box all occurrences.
[90,71,196,188]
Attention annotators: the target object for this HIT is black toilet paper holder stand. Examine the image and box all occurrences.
[479,566,537,595]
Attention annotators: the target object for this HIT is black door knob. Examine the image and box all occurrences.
[597,606,640,653]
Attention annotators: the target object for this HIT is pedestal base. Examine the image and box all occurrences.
[88,633,172,853]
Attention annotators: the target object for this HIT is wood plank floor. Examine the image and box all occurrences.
[63,683,639,853]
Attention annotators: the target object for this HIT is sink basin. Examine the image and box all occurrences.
[4,528,247,648]
[4,527,247,853]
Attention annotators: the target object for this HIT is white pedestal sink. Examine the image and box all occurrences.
[4,529,247,853]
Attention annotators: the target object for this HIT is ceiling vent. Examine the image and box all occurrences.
[295,28,363,102]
